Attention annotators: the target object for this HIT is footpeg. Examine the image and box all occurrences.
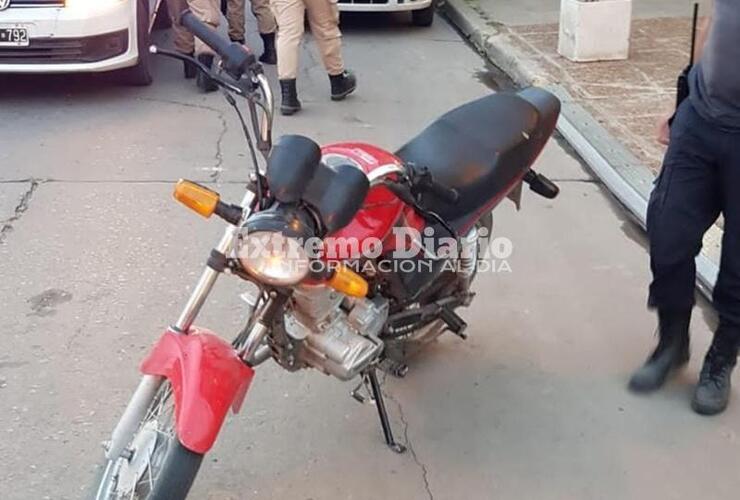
[524,170,560,199]
[440,307,468,339]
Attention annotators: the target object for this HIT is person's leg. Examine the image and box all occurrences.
[252,0,277,64]
[168,0,195,54]
[188,0,221,55]
[693,128,740,415]
[713,129,740,333]
[272,0,304,80]
[252,0,277,34]
[303,0,343,75]
[647,105,722,313]
[188,0,222,92]
[167,0,197,78]
[630,101,722,392]
[303,0,356,100]
[271,0,304,114]
[226,0,246,42]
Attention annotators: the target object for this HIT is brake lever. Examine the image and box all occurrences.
[149,45,245,96]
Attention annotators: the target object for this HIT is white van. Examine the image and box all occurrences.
[0,0,168,85]
[338,0,435,27]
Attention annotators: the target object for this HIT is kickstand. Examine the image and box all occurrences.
[365,368,407,454]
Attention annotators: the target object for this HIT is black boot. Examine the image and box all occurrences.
[329,70,357,101]
[196,54,219,93]
[692,328,738,415]
[183,52,197,80]
[259,33,277,65]
[629,309,691,393]
[279,79,301,116]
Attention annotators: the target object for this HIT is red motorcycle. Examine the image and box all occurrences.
[91,11,561,499]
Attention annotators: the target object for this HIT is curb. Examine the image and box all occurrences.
[440,0,547,87]
[441,0,720,298]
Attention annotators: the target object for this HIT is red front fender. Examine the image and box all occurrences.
[140,328,254,454]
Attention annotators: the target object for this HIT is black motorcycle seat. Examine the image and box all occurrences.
[396,88,560,227]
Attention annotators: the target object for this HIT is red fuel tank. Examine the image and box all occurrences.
[321,143,425,258]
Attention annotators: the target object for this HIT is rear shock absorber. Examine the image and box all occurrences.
[458,226,480,285]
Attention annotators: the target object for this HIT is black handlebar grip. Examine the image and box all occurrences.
[181,10,231,58]
[428,180,459,204]
[180,10,257,79]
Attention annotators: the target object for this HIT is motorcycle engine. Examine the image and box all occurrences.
[280,285,387,381]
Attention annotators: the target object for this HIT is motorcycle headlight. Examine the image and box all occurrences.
[237,230,309,286]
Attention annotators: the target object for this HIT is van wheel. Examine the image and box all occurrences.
[153,0,172,30]
[121,0,154,86]
[411,4,435,27]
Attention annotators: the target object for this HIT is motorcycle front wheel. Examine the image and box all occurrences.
[90,382,203,500]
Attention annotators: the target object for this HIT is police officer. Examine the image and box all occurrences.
[167,0,222,92]
[220,0,278,65]
[270,0,356,115]
[629,0,740,415]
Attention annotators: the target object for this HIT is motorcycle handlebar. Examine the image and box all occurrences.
[181,10,229,57]
[409,165,459,204]
[180,10,257,80]
[425,179,460,204]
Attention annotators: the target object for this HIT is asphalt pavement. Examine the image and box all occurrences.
[1,11,738,500]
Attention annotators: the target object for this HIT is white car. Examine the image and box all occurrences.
[337,0,435,27]
[0,0,169,85]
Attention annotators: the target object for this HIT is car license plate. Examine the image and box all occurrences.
[0,27,30,47]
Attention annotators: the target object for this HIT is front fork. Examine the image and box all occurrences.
[106,189,268,461]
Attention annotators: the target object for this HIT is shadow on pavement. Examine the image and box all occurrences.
[0,30,177,101]
[0,72,127,100]
[339,11,420,32]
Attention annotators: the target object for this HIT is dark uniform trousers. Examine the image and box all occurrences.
[648,99,740,349]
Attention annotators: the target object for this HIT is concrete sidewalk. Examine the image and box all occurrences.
[447,0,709,172]
[442,0,722,290]
[460,0,708,28]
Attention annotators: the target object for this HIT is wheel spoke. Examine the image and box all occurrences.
[107,383,177,499]
[146,453,154,491]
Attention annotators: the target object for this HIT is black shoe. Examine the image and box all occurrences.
[259,33,277,65]
[279,79,301,116]
[629,309,691,393]
[329,70,357,101]
[196,54,218,93]
[230,37,245,45]
[692,334,737,415]
[183,52,197,80]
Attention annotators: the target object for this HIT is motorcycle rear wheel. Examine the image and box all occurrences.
[90,382,203,500]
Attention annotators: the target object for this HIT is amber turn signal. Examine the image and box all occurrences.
[328,264,369,298]
[173,180,220,218]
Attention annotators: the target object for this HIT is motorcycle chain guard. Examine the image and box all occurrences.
[140,328,254,454]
